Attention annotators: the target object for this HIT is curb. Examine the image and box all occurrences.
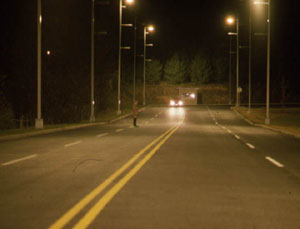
[231,107,300,139]
[0,107,148,142]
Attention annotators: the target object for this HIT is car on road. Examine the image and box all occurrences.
[169,97,183,107]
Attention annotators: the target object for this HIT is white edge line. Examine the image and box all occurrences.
[97,133,108,138]
[234,135,241,139]
[265,156,284,168]
[1,154,38,166]
[65,140,82,147]
[246,143,255,149]
[115,129,124,132]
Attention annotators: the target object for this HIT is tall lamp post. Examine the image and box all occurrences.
[228,36,232,105]
[35,0,43,129]
[143,25,154,106]
[248,0,253,113]
[226,16,240,107]
[117,0,134,115]
[90,0,95,122]
[254,0,271,124]
[133,15,137,103]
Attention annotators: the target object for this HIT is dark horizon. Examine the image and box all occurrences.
[0,0,299,124]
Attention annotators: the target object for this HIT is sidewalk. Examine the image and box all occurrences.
[233,106,300,139]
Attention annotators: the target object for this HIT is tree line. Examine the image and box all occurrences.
[146,51,226,85]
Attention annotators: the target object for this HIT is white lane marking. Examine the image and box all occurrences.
[221,126,226,130]
[234,135,241,139]
[1,154,37,166]
[215,122,218,125]
[97,133,108,138]
[226,129,232,134]
[155,114,159,117]
[65,141,82,147]
[246,143,255,149]
[265,156,284,168]
[115,129,124,132]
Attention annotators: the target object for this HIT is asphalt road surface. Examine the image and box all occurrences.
[1,106,300,229]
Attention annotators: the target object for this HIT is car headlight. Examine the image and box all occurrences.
[178,101,183,106]
[170,100,175,106]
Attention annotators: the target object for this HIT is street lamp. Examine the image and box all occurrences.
[90,0,96,122]
[35,0,43,129]
[253,0,271,125]
[226,16,240,107]
[228,35,233,105]
[143,25,154,106]
[117,0,134,115]
[253,0,271,124]
[247,0,253,114]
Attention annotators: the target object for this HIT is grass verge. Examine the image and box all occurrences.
[235,106,300,136]
[0,108,134,138]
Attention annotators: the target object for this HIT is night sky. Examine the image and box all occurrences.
[1,0,299,69]
[0,0,299,119]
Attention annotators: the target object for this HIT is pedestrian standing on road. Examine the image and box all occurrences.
[133,100,138,127]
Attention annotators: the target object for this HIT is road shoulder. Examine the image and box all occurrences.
[232,106,300,139]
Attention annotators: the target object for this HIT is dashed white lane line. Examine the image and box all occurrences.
[234,135,241,139]
[64,141,82,147]
[115,129,124,132]
[97,133,108,138]
[1,154,37,166]
[226,129,232,134]
[265,156,284,168]
[246,143,255,149]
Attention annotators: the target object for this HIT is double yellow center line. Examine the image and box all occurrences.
[49,123,181,229]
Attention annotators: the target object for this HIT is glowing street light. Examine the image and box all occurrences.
[147,25,154,32]
[226,17,234,25]
[226,16,240,107]
[253,0,271,124]
[143,25,155,105]
[117,0,134,115]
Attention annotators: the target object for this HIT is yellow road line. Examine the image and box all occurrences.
[49,126,176,229]
[73,125,180,229]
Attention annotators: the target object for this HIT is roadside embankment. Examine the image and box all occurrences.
[233,106,300,138]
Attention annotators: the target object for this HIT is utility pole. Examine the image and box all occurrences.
[133,15,137,103]
[248,0,252,113]
[35,0,43,129]
[90,0,95,122]
[229,36,232,105]
[265,0,271,124]
[236,18,240,107]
